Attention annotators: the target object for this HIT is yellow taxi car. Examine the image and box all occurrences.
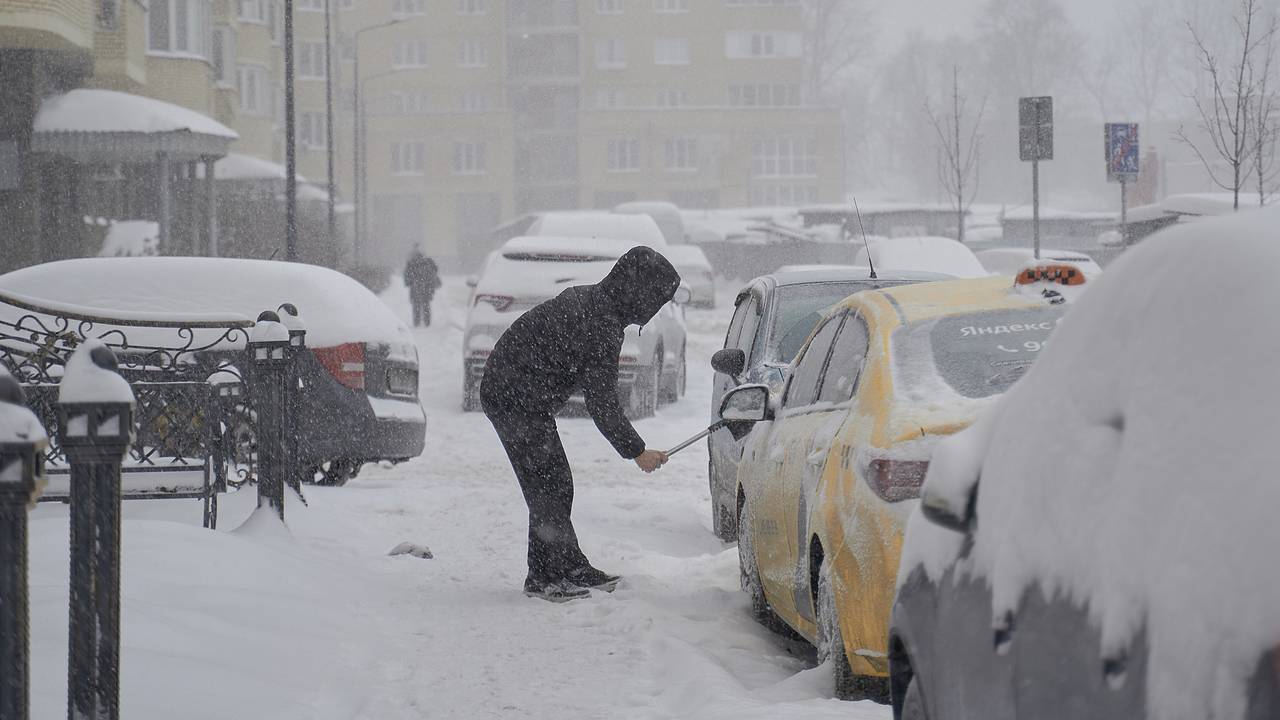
[721,270,1081,700]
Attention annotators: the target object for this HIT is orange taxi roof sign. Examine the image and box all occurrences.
[1016,264,1087,286]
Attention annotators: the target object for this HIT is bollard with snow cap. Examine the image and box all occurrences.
[277,304,307,493]
[56,340,134,720]
[248,311,293,520]
[0,368,47,720]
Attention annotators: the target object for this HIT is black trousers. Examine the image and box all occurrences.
[486,410,591,583]
[410,291,432,327]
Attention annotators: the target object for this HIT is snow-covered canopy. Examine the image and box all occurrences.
[0,258,410,349]
[901,206,1280,720]
[34,89,237,139]
[854,236,987,278]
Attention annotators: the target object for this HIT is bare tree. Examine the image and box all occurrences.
[1116,0,1178,130]
[1251,32,1279,206]
[974,0,1083,100]
[1177,0,1278,210]
[801,0,875,105]
[926,66,987,244]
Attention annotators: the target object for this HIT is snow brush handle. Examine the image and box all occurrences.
[664,421,726,457]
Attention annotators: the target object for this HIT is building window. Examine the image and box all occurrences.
[267,0,280,43]
[392,0,425,16]
[654,0,688,12]
[238,0,267,22]
[607,139,641,172]
[725,31,802,59]
[147,0,212,57]
[98,0,119,29]
[457,0,486,14]
[751,137,816,178]
[729,83,800,107]
[654,38,690,65]
[458,39,488,68]
[454,142,487,175]
[596,0,622,13]
[297,41,326,79]
[460,89,491,112]
[296,0,323,10]
[212,26,235,84]
[298,112,326,150]
[656,89,688,107]
[595,38,626,69]
[237,64,270,115]
[665,137,698,171]
[393,41,429,68]
[392,142,426,175]
[595,88,627,109]
[388,91,430,114]
[338,34,355,62]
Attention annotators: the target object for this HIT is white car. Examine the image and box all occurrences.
[612,201,686,246]
[662,244,716,308]
[854,236,988,278]
[463,236,689,417]
[976,246,1103,278]
[526,212,668,250]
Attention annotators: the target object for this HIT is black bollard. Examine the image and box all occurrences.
[248,311,293,520]
[0,372,47,720]
[57,342,134,720]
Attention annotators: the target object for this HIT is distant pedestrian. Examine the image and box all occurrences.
[404,248,441,327]
[481,246,680,602]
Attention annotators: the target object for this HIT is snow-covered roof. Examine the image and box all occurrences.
[853,236,988,279]
[206,153,310,183]
[34,89,237,139]
[901,205,1280,720]
[1160,192,1273,217]
[99,220,158,258]
[800,201,958,215]
[1002,206,1117,222]
[59,339,135,404]
[0,258,410,349]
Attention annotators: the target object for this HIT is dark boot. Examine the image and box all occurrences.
[566,565,622,592]
[523,576,591,603]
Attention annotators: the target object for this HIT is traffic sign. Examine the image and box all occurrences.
[1105,122,1140,181]
[1019,96,1053,161]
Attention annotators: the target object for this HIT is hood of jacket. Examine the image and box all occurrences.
[595,246,682,327]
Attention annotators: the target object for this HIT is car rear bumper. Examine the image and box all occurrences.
[466,357,641,401]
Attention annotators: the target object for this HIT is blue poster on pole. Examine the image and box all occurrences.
[1105,123,1140,181]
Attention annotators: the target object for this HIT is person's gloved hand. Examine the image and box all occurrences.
[634,449,669,473]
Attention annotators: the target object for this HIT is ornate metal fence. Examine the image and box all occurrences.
[0,289,254,528]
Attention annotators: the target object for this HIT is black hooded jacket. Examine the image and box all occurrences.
[480,246,682,459]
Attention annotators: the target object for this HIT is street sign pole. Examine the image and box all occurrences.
[1020,96,1053,260]
[1104,122,1139,250]
[1121,175,1128,248]
[1033,159,1041,259]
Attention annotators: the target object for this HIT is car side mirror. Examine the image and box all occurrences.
[465,275,479,288]
[718,384,772,440]
[920,477,978,534]
[673,283,692,305]
[711,348,746,378]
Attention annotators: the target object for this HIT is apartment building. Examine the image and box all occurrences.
[344,0,844,271]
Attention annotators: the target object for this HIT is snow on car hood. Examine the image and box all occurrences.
[900,206,1280,720]
[0,257,411,349]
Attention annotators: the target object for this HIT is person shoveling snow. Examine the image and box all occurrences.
[480,246,680,602]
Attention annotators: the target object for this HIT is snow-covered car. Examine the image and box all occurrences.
[662,244,716,308]
[0,257,424,484]
[706,267,950,540]
[526,211,668,250]
[612,201,686,246]
[976,246,1102,277]
[854,236,988,278]
[890,209,1280,720]
[722,271,1079,702]
[463,235,689,417]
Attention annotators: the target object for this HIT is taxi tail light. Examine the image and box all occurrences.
[866,459,929,503]
[314,342,366,390]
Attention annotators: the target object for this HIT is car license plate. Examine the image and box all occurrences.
[386,367,418,396]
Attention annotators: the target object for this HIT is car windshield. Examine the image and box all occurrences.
[769,281,912,362]
[893,305,1067,400]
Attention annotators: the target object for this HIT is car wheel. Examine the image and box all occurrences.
[738,500,772,622]
[816,556,862,700]
[310,458,360,487]
[630,357,659,419]
[462,376,482,412]
[901,675,929,720]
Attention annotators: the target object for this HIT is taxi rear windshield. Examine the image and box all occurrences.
[893,306,1067,399]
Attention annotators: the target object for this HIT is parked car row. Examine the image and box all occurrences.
[705,208,1280,718]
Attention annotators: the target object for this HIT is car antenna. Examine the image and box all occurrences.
[852,197,876,279]
[268,248,280,261]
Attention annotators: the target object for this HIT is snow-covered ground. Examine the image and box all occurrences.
[27,275,889,719]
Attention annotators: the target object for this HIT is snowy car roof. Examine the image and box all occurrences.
[854,236,989,279]
[660,244,711,269]
[0,257,410,348]
[527,212,668,249]
[764,266,953,288]
[499,235,640,260]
